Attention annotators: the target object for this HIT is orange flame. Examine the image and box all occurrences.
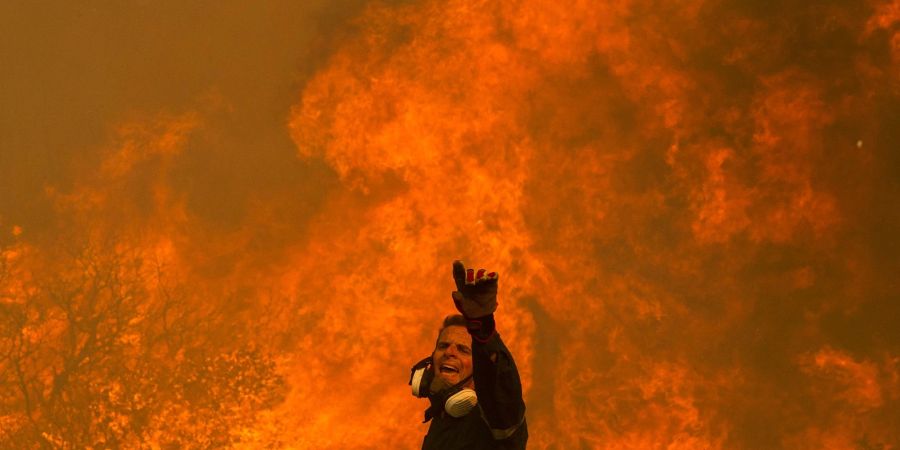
[2,0,900,449]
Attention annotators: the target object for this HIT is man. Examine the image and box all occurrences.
[411,261,528,449]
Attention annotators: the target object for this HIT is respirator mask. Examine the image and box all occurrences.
[409,356,478,419]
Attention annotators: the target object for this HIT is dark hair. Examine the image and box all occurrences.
[433,314,467,349]
[440,314,467,333]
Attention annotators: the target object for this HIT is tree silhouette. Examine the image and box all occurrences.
[0,237,285,449]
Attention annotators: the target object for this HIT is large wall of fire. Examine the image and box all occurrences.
[2,0,899,448]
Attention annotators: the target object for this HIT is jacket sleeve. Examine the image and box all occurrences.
[470,319,528,447]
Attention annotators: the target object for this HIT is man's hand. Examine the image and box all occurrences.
[452,260,498,319]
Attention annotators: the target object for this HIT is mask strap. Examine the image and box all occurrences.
[444,374,473,393]
[423,374,475,422]
[408,356,432,385]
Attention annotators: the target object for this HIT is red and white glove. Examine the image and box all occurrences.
[451,260,498,319]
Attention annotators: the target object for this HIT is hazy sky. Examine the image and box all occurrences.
[1,1,370,238]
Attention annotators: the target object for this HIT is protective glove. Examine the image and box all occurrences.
[452,260,498,318]
[451,260,498,342]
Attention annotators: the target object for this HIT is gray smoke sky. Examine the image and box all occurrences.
[0,1,377,239]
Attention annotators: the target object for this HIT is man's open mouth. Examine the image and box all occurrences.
[439,364,459,374]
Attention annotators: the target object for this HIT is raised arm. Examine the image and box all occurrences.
[451,261,528,448]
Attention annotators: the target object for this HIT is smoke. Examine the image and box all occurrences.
[2,0,900,448]
[0,0,371,238]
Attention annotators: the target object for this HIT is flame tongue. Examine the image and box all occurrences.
[284,0,900,448]
[3,0,899,448]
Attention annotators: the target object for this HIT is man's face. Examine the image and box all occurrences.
[431,325,473,392]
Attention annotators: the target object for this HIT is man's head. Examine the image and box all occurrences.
[430,314,474,393]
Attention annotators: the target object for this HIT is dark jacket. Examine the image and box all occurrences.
[421,331,527,449]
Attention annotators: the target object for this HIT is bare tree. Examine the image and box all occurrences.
[0,237,285,449]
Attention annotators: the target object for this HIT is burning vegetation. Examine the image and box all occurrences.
[2,0,900,448]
